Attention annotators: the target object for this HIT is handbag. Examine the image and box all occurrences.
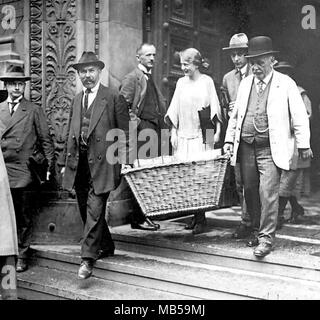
[198,105,216,144]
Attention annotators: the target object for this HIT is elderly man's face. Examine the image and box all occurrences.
[78,65,101,89]
[5,81,26,100]
[250,55,274,80]
[230,49,247,70]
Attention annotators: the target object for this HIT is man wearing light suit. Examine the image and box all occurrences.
[62,52,130,279]
[224,36,312,257]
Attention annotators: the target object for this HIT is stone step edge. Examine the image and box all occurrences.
[30,248,320,300]
[111,232,320,272]
[18,265,199,300]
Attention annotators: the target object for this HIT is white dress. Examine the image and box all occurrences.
[165,74,222,160]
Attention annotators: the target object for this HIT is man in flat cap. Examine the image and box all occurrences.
[62,51,130,279]
[224,36,312,257]
[221,33,252,241]
[0,64,55,272]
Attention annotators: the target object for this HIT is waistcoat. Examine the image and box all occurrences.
[241,77,272,146]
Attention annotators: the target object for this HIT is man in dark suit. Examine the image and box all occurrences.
[119,43,168,231]
[62,52,130,279]
[0,65,55,272]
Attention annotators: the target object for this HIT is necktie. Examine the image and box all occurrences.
[258,80,264,95]
[83,88,92,112]
[9,102,18,116]
[144,72,151,80]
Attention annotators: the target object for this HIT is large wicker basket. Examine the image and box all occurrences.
[123,155,233,220]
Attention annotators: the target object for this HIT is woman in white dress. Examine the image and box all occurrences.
[0,146,18,299]
[165,48,222,234]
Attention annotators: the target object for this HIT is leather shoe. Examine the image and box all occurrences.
[192,222,206,235]
[16,258,28,273]
[253,242,272,258]
[232,224,252,239]
[78,259,94,279]
[185,217,196,230]
[247,236,259,247]
[97,249,115,259]
[131,218,160,231]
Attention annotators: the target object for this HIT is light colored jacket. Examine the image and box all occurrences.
[225,70,310,170]
[0,147,18,256]
[222,64,251,103]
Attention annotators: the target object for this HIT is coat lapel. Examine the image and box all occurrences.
[136,69,147,116]
[266,71,281,112]
[87,84,107,137]
[1,98,29,135]
[239,75,254,118]
[71,92,83,143]
[0,102,11,131]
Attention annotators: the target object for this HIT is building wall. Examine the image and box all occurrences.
[0,0,143,182]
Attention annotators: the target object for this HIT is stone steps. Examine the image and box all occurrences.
[112,233,320,283]
[17,244,320,300]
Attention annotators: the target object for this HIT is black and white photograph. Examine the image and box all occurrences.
[0,0,320,307]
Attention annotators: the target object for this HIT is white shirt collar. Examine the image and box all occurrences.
[138,64,151,75]
[254,70,274,86]
[240,64,248,76]
[83,81,100,94]
[7,96,23,104]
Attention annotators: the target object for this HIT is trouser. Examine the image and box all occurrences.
[0,256,17,300]
[234,163,251,227]
[279,169,302,198]
[239,141,280,244]
[10,184,35,259]
[74,151,114,260]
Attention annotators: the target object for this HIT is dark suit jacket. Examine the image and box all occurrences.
[0,98,55,188]
[62,84,130,195]
[119,67,167,126]
[119,68,170,158]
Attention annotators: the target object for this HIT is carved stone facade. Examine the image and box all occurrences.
[29,0,77,180]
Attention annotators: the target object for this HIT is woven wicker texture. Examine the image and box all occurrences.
[124,156,230,220]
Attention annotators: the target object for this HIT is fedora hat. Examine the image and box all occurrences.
[72,51,105,71]
[0,64,31,82]
[222,33,248,51]
[245,36,279,58]
[274,60,294,70]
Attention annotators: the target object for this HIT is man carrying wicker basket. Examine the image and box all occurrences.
[224,36,312,257]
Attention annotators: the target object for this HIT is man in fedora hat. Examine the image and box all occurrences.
[221,33,252,240]
[0,64,55,272]
[61,51,130,279]
[119,43,167,231]
[224,36,312,257]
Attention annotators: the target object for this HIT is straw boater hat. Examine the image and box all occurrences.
[245,36,279,58]
[222,33,249,51]
[0,64,31,82]
[72,51,105,71]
